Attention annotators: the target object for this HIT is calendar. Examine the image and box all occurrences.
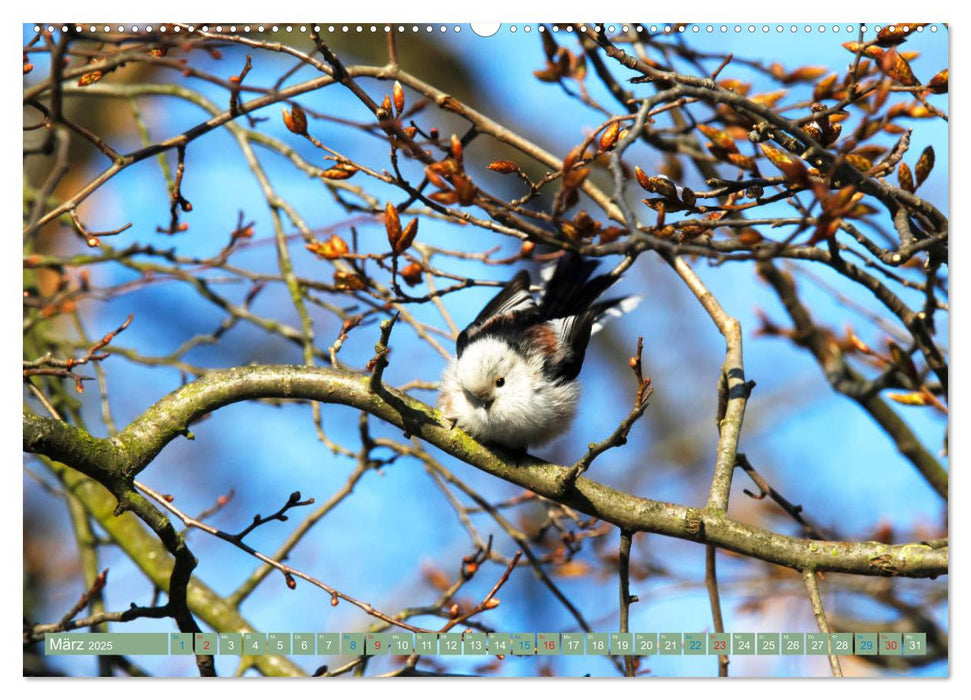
[23,13,949,680]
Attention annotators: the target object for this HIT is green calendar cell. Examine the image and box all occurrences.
[341,633,365,655]
[537,633,560,655]
[782,633,804,655]
[585,633,609,655]
[439,633,463,655]
[757,632,779,655]
[732,633,755,655]
[609,632,633,655]
[414,633,438,655]
[561,633,585,655]
[291,633,314,655]
[659,633,682,655]
[830,633,853,655]
[316,633,339,655]
[194,633,217,655]
[806,633,830,655]
[488,633,512,655]
[267,633,291,655]
[243,633,266,655]
[512,633,535,656]
[855,633,878,656]
[634,633,657,656]
[879,632,902,656]
[218,633,242,655]
[683,632,706,655]
[463,633,488,655]
[708,633,730,655]
[903,632,926,656]
[171,632,195,655]
[390,631,414,655]
[366,633,391,655]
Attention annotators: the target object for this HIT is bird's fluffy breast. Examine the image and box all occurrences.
[438,334,580,449]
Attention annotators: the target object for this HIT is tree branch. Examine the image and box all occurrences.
[23,364,947,579]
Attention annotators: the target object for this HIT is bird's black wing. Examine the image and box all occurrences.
[539,253,634,382]
[456,270,537,357]
[546,297,630,381]
[538,252,617,321]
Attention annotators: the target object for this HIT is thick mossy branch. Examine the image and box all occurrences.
[24,364,947,579]
[44,457,305,677]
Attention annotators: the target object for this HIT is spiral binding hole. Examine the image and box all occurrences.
[29,23,941,36]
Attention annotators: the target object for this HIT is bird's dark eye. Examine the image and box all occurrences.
[495,377,505,388]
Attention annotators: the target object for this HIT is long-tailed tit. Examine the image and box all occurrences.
[438,253,639,450]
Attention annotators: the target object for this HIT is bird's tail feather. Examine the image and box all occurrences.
[538,252,623,320]
[590,295,642,335]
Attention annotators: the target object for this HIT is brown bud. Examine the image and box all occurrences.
[333,270,367,291]
[488,160,520,174]
[718,78,751,95]
[634,166,652,190]
[520,240,535,257]
[750,90,787,107]
[78,70,104,86]
[452,174,477,205]
[395,219,418,254]
[759,144,809,187]
[697,124,736,152]
[786,66,827,83]
[399,262,424,286]
[928,68,948,94]
[887,391,928,407]
[393,80,405,114]
[321,164,358,180]
[306,234,349,260]
[599,121,620,151]
[737,228,764,246]
[483,598,500,610]
[813,73,839,101]
[450,134,463,163]
[429,190,459,205]
[533,66,560,82]
[876,23,925,47]
[599,226,625,244]
[884,49,919,87]
[680,187,697,209]
[915,146,935,188]
[449,604,460,619]
[844,153,873,172]
[846,330,874,355]
[384,201,402,248]
[647,176,679,200]
[425,164,447,189]
[282,104,308,135]
[897,162,915,193]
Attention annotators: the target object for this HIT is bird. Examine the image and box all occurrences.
[437,252,639,450]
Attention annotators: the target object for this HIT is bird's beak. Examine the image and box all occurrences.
[463,388,494,410]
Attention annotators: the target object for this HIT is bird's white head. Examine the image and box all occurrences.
[439,335,579,449]
[451,337,536,412]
